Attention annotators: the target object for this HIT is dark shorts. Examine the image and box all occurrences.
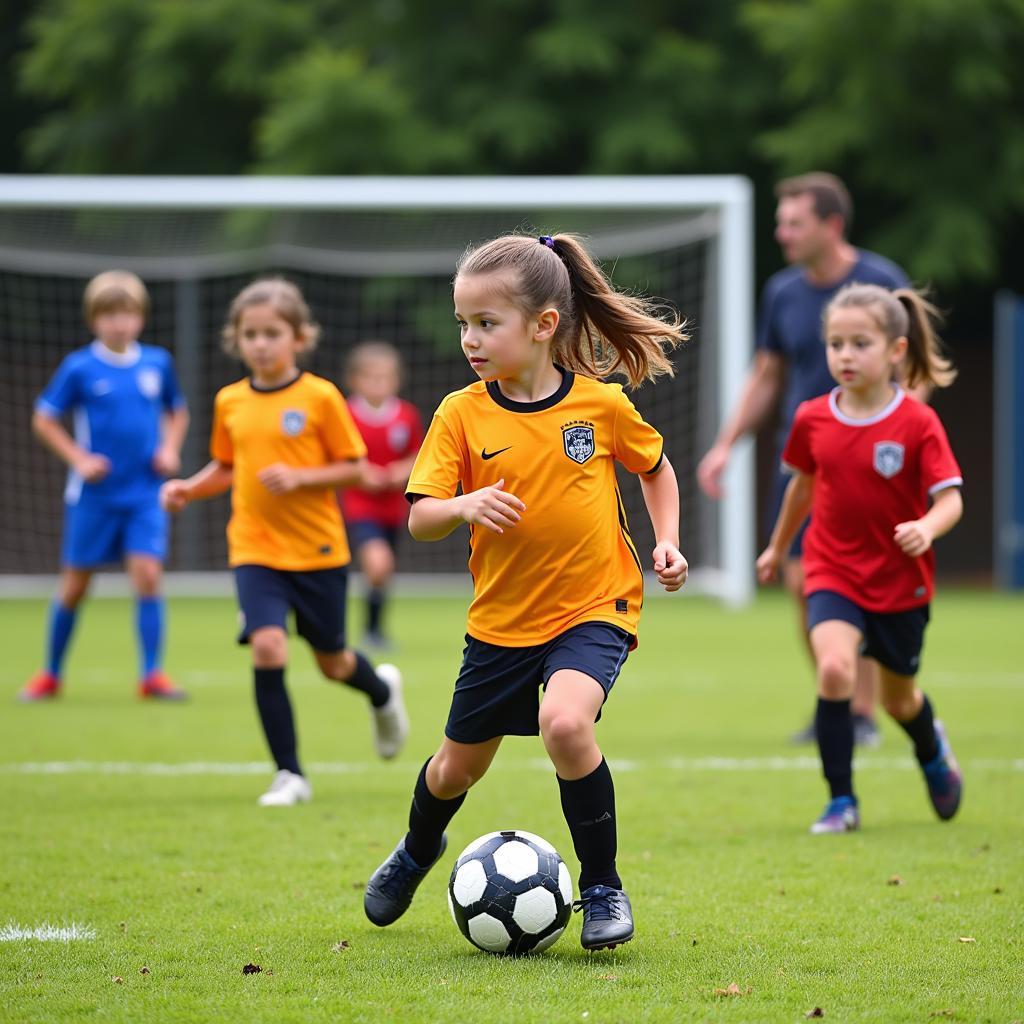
[234,564,348,653]
[769,468,809,558]
[806,589,930,677]
[347,520,400,553]
[445,622,633,744]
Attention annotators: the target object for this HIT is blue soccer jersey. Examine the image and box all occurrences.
[757,249,910,437]
[36,340,186,507]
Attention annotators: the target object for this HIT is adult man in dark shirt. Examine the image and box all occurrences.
[698,172,910,746]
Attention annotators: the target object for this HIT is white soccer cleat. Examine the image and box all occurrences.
[372,664,409,760]
[257,769,312,807]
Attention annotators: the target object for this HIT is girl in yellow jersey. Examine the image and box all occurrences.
[364,235,689,951]
[161,279,409,807]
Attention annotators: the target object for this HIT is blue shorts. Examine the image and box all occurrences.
[445,622,633,744]
[769,468,809,558]
[806,590,930,677]
[234,564,349,653]
[347,520,400,552]
[62,498,167,568]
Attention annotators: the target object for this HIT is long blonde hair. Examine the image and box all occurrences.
[456,233,688,388]
[825,283,957,390]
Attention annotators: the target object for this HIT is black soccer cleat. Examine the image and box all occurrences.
[574,884,635,951]
[364,834,448,927]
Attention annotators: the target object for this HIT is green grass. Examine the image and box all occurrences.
[1,589,1022,1023]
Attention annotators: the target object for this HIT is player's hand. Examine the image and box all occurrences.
[894,519,933,557]
[258,463,302,494]
[457,479,525,535]
[696,443,729,500]
[652,542,688,592]
[160,480,191,513]
[361,463,389,493]
[74,452,111,483]
[152,445,181,477]
[756,545,780,584]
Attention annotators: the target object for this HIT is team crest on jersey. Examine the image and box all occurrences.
[136,368,162,399]
[563,425,595,464]
[388,422,410,452]
[873,441,904,479]
[281,410,306,437]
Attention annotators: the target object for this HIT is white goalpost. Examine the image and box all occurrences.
[0,174,754,604]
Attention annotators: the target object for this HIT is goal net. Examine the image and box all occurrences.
[0,176,753,603]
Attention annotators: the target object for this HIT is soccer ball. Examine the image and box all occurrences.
[448,830,573,955]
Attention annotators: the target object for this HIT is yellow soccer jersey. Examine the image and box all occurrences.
[407,368,664,646]
[210,372,367,570]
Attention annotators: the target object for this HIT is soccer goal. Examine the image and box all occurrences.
[0,175,754,604]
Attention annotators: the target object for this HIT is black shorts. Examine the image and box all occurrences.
[445,622,633,744]
[347,520,400,552]
[806,589,930,677]
[234,564,348,653]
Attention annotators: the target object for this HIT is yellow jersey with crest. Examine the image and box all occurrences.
[210,372,367,570]
[407,368,664,647]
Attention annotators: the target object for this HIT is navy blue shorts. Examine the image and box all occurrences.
[769,468,809,558]
[347,520,400,552]
[62,497,167,567]
[445,622,633,744]
[806,590,930,677]
[234,564,348,653]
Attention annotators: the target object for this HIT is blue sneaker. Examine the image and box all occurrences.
[922,720,962,821]
[364,834,447,926]
[810,796,860,834]
[573,885,634,951]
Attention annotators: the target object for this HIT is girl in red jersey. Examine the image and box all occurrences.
[757,284,963,833]
[341,342,424,650]
[363,234,689,951]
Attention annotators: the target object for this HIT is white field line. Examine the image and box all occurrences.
[2,756,1022,776]
[0,922,96,942]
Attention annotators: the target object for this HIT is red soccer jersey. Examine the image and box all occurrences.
[782,388,962,612]
[341,395,424,526]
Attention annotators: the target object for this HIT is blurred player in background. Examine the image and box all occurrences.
[161,278,408,806]
[364,233,689,952]
[20,271,189,702]
[698,172,911,748]
[757,284,963,833]
[341,342,423,649]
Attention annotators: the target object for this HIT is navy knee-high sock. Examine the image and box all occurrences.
[816,697,854,800]
[895,693,940,765]
[343,651,390,708]
[558,758,621,892]
[367,588,385,636]
[254,667,302,776]
[404,759,466,867]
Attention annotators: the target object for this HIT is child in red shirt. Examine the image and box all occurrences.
[341,342,424,649]
[758,284,963,833]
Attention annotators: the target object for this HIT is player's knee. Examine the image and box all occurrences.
[817,652,856,699]
[319,648,355,681]
[881,689,919,722]
[430,754,479,798]
[250,629,287,666]
[539,709,590,755]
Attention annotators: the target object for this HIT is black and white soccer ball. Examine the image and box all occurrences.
[447,830,573,955]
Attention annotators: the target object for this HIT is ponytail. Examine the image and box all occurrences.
[456,233,688,388]
[825,283,956,391]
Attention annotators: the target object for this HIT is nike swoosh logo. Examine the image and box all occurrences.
[481,446,512,460]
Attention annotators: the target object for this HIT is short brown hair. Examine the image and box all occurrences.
[221,277,320,357]
[775,172,853,232]
[83,270,149,323]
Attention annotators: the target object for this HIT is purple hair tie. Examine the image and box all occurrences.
[539,235,555,249]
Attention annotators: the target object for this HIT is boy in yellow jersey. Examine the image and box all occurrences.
[365,235,689,951]
[162,279,408,806]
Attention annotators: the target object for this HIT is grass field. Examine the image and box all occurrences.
[1,588,1022,1023]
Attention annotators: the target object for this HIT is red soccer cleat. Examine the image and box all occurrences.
[17,671,61,702]
[138,670,188,701]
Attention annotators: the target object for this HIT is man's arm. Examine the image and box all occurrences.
[697,350,784,499]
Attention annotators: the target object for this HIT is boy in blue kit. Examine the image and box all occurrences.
[19,271,190,702]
